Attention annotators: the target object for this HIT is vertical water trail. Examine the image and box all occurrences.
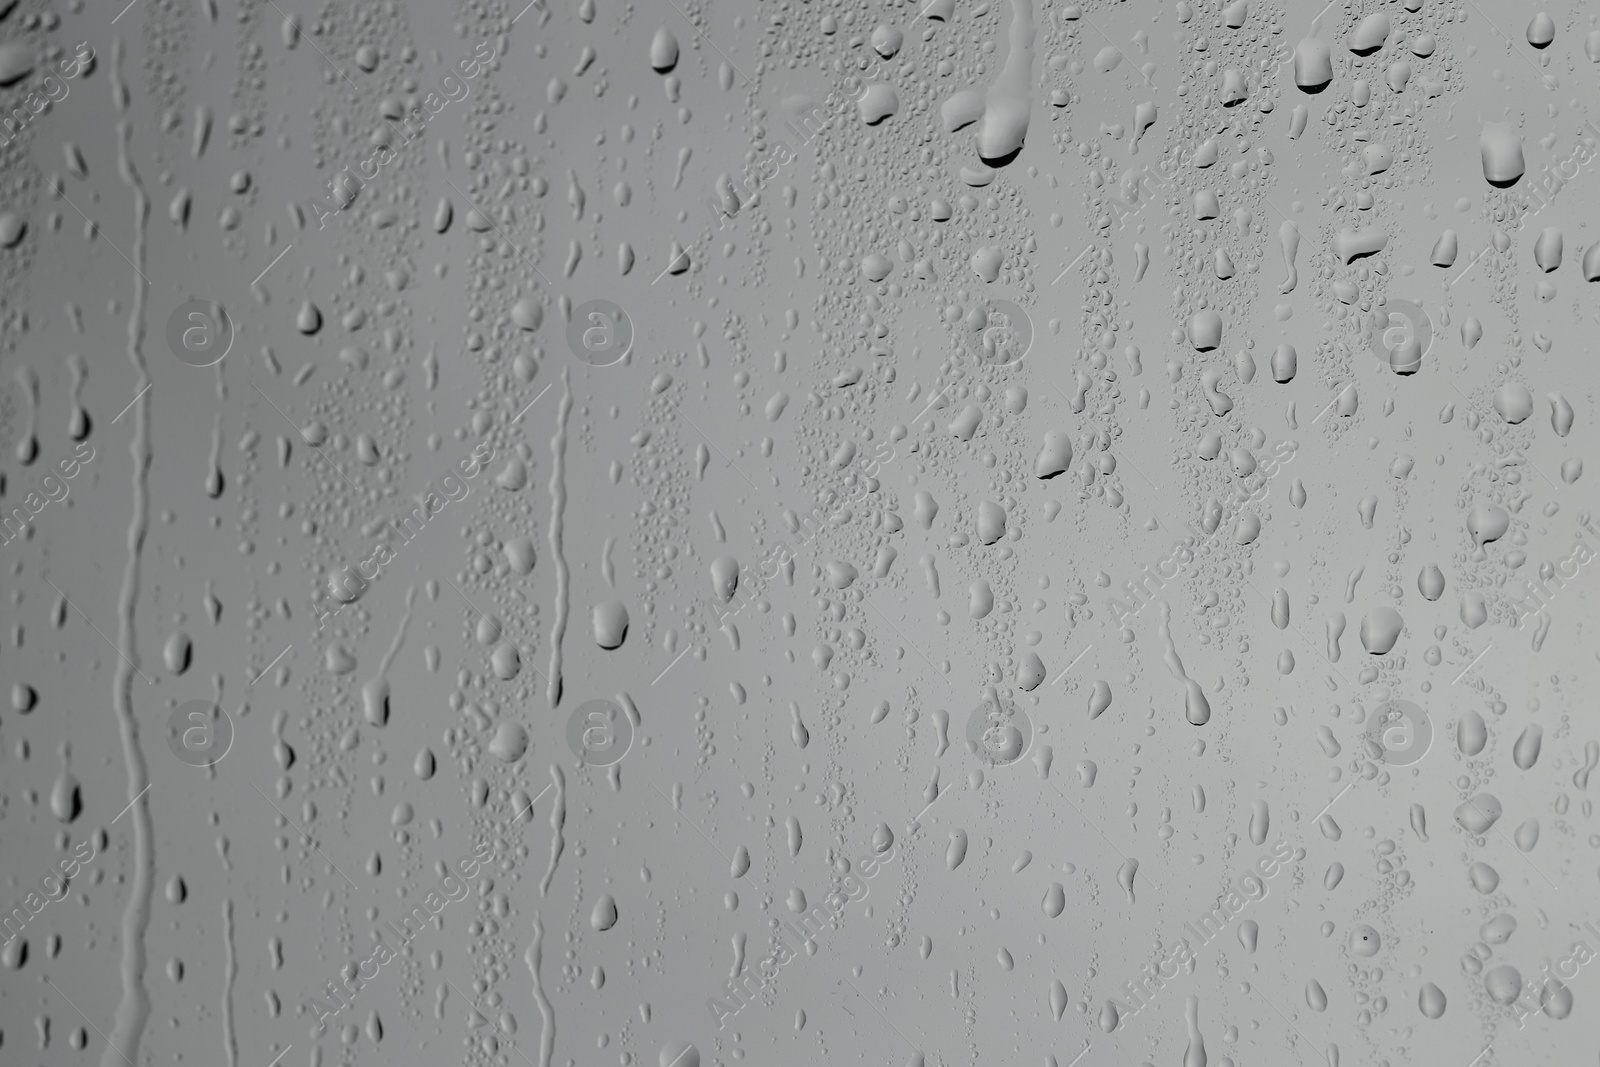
[524,915,556,1067]
[68,354,89,440]
[14,363,38,463]
[222,897,238,1067]
[1159,601,1213,726]
[540,764,565,896]
[103,116,154,1067]
[1184,994,1207,1067]
[546,367,571,706]
[205,411,223,497]
[376,585,416,674]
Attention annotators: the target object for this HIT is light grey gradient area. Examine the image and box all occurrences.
[1,1,1598,1066]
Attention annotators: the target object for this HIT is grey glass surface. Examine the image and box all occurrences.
[0,2,1595,1066]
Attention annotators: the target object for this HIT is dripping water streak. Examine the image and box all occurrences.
[525,915,556,1067]
[547,368,571,706]
[541,764,565,896]
[222,898,238,1067]
[103,116,154,1067]
[377,585,417,675]
[16,364,39,462]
